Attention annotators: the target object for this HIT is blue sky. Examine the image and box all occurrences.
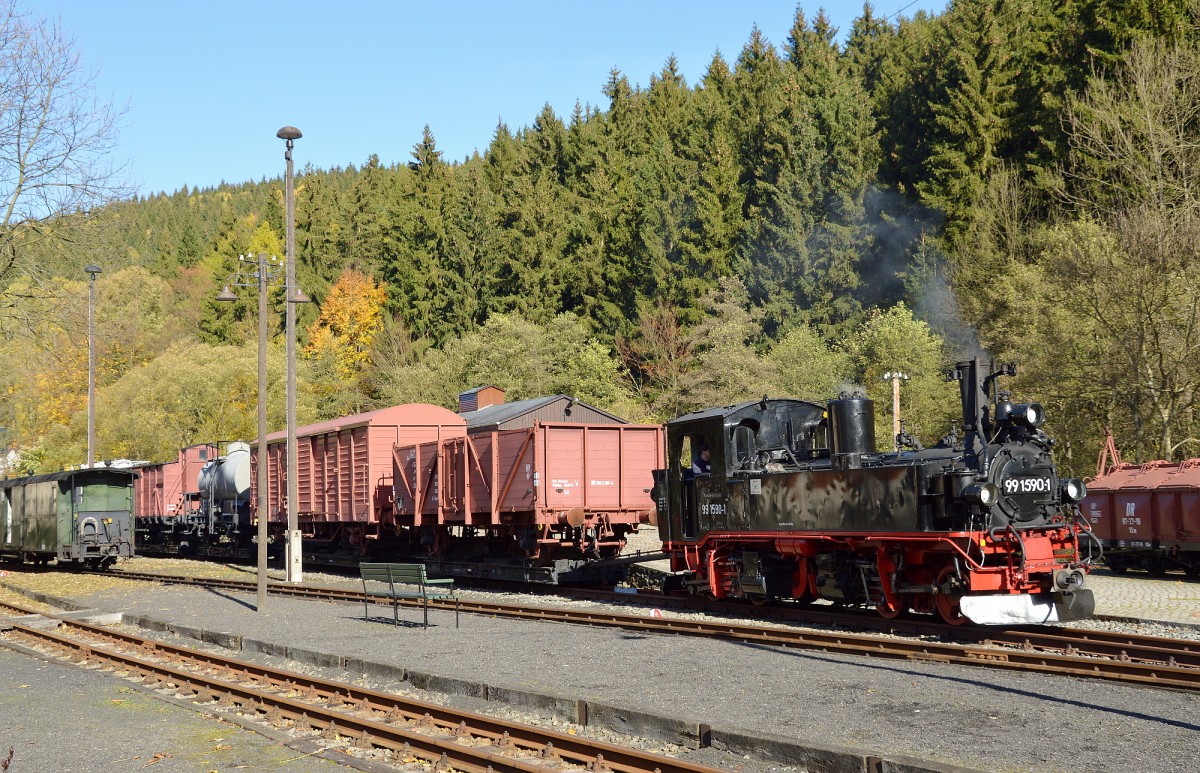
[34,0,946,198]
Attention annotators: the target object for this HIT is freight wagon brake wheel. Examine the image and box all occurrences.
[934,567,968,626]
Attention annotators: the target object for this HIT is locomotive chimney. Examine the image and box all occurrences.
[828,393,875,470]
[953,358,990,469]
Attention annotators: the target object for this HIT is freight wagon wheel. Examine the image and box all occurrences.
[934,567,968,626]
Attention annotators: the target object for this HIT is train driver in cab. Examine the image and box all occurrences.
[692,443,712,475]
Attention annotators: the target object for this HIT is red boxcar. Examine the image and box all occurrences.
[253,404,466,538]
[134,444,218,519]
[1086,436,1200,575]
[133,442,253,556]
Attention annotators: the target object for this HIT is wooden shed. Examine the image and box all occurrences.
[461,395,627,433]
[457,385,506,413]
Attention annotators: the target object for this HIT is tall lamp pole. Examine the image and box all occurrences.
[84,264,102,467]
[217,253,282,611]
[882,371,909,451]
[277,125,305,584]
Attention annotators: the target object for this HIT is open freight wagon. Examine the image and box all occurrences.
[253,404,467,555]
[1086,435,1200,575]
[393,395,663,582]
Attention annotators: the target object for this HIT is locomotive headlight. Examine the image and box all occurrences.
[1010,402,1045,429]
[962,482,998,507]
[1060,477,1087,503]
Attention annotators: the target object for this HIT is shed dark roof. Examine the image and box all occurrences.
[460,395,625,431]
[459,385,501,396]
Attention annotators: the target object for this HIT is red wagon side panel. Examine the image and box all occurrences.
[399,422,662,528]
[133,445,213,519]
[252,404,466,527]
[1088,461,1200,551]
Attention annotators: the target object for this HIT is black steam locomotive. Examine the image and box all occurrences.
[654,358,1097,625]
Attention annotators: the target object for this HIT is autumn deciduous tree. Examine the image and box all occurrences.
[1047,37,1200,462]
[375,312,641,419]
[305,269,388,382]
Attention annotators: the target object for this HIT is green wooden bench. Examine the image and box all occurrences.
[359,562,459,628]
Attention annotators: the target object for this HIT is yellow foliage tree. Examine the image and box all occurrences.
[305,269,387,383]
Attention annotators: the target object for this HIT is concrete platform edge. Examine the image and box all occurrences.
[110,610,987,773]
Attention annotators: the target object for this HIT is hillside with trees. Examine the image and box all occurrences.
[2,0,1199,474]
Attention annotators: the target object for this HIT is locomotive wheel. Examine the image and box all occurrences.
[934,567,969,626]
[876,593,909,619]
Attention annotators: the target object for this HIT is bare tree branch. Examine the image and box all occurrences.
[0,0,129,331]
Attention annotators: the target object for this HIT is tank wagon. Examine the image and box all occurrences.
[1,468,136,567]
[133,443,252,557]
[393,392,662,581]
[654,358,1098,625]
[1085,433,1200,575]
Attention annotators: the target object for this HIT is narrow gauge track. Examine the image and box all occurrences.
[0,614,723,773]
[75,569,1200,691]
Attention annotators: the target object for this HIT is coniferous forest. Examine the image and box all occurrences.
[3,1,1199,476]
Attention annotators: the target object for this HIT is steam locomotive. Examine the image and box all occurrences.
[654,358,1098,625]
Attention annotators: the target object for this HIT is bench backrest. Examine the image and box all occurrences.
[360,562,428,586]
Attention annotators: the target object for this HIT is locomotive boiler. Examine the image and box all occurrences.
[654,358,1098,625]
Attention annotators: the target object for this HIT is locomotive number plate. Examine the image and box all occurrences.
[1003,476,1052,495]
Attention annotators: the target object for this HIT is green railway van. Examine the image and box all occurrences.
[0,468,136,568]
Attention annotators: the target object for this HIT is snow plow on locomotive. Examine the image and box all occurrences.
[653,358,1098,625]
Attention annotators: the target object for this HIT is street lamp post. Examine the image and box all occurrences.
[84,264,102,467]
[277,125,304,584]
[882,371,909,451]
[217,253,283,612]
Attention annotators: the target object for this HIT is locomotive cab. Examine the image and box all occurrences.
[656,399,828,545]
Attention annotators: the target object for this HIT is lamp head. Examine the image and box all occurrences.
[84,264,102,277]
[216,286,237,302]
[276,126,302,141]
